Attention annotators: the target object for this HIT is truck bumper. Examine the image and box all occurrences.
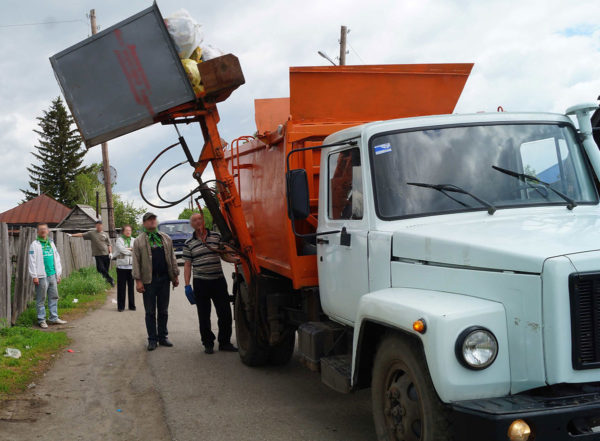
[452,387,600,440]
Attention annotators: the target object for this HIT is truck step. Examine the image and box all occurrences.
[298,321,347,372]
[320,355,352,394]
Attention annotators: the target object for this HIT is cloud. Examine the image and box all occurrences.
[1,0,600,219]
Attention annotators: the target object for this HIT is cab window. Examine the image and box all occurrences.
[328,148,363,220]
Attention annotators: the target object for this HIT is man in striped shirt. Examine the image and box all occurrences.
[183,212,238,354]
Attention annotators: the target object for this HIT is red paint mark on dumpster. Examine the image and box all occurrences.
[113,29,154,116]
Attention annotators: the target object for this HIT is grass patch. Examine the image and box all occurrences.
[15,266,110,327]
[1,266,112,396]
[0,326,69,395]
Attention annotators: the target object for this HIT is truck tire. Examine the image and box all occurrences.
[268,330,296,366]
[372,333,452,441]
[234,285,269,366]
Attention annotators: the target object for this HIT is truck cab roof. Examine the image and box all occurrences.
[324,111,574,145]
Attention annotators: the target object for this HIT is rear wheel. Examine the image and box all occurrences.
[234,280,269,366]
[267,329,296,366]
[371,334,452,441]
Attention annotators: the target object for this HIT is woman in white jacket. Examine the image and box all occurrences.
[115,225,136,311]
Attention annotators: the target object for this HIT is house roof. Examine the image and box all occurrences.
[0,194,70,225]
[56,204,99,228]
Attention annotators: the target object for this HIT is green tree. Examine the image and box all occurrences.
[178,206,213,229]
[67,163,103,206]
[113,194,145,232]
[22,97,86,205]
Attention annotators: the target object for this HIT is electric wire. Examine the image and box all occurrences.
[0,19,85,29]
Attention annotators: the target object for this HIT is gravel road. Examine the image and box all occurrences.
[1,268,375,441]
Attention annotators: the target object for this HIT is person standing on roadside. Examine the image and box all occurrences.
[183,212,237,354]
[115,224,136,312]
[28,223,67,328]
[70,221,114,286]
[132,213,179,351]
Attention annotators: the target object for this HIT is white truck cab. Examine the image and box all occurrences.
[313,106,600,441]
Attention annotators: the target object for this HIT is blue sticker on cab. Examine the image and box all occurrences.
[374,143,392,155]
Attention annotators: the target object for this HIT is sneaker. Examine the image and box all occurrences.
[48,318,67,325]
[219,343,238,352]
[204,346,214,355]
[39,321,48,329]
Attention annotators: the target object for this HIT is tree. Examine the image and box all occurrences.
[66,162,145,232]
[113,194,146,232]
[178,206,213,229]
[22,97,86,205]
[66,163,103,206]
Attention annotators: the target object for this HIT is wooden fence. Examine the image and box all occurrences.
[0,223,95,325]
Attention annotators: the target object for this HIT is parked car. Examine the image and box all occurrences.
[158,220,193,259]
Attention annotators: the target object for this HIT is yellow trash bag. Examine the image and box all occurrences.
[181,58,204,95]
[190,47,203,63]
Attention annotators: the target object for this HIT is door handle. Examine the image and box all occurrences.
[317,238,329,245]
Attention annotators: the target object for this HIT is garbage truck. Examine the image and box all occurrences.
[50,4,600,441]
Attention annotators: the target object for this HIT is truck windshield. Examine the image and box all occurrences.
[370,123,598,219]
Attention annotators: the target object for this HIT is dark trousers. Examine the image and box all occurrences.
[95,255,114,285]
[116,268,135,310]
[193,277,232,348]
[143,277,170,342]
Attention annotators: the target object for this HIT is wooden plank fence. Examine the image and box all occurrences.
[0,223,96,325]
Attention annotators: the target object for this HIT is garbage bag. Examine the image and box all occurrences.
[190,47,203,63]
[165,9,204,59]
[201,44,224,61]
[4,348,22,359]
[181,59,204,95]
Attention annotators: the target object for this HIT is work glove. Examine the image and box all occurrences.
[66,233,72,237]
[109,253,113,260]
[184,285,196,305]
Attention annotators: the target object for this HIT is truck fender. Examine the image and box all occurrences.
[352,288,511,403]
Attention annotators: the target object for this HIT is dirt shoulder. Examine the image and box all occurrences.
[0,289,170,441]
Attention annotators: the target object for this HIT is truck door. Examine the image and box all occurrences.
[317,146,369,324]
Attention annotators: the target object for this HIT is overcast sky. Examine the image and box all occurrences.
[1,0,599,221]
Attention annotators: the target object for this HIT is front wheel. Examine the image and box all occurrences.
[371,334,452,441]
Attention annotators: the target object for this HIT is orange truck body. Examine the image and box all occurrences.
[228,64,473,289]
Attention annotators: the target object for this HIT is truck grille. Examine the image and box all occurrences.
[570,272,600,370]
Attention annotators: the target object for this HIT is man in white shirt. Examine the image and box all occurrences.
[28,223,67,328]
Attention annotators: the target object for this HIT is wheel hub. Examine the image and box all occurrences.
[384,366,422,441]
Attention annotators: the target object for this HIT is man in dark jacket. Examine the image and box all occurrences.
[132,212,180,351]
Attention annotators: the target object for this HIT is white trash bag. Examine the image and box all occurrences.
[201,44,225,61]
[165,9,204,59]
[4,348,22,359]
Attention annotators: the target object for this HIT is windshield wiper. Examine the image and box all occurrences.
[407,182,497,215]
[492,165,577,210]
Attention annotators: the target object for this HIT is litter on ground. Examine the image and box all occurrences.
[4,348,22,359]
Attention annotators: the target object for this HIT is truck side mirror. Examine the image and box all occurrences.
[286,169,310,220]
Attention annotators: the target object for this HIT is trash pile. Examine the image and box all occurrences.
[165,9,225,96]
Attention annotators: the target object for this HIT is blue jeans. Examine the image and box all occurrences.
[35,275,59,323]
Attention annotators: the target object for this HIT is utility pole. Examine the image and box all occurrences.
[90,9,116,238]
[339,25,348,66]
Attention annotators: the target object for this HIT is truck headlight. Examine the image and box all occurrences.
[455,327,498,370]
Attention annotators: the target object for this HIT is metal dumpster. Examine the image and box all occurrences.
[50,3,195,148]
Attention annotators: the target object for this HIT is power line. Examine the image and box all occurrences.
[348,42,366,64]
[0,18,84,29]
